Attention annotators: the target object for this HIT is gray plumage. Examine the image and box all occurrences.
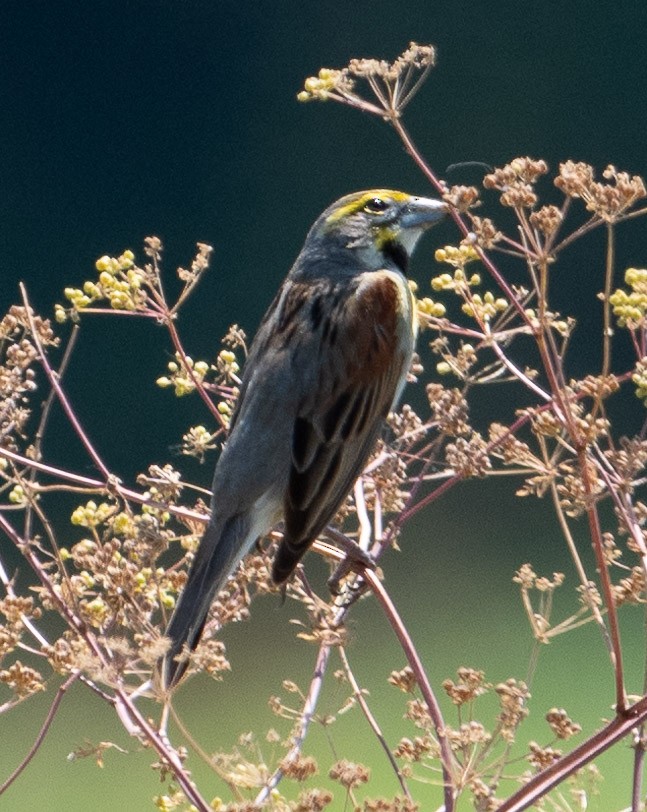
[161,190,446,687]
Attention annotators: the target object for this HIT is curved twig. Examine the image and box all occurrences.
[0,672,80,796]
[498,700,647,811]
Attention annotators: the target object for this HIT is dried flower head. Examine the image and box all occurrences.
[394,735,436,762]
[484,158,548,208]
[362,797,420,811]
[555,161,646,221]
[528,741,562,770]
[447,721,492,750]
[292,788,334,811]
[469,777,501,811]
[470,216,501,249]
[545,708,582,739]
[298,43,436,119]
[388,665,417,693]
[329,759,370,790]
[613,566,646,605]
[495,679,530,741]
[445,185,480,212]
[529,204,563,237]
[426,383,471,436]
[446,433,492,477]
[442,667,489,705]
[279,754,319,782]
[0,660,45,698]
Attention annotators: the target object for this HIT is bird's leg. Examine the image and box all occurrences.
[323,527,376,595]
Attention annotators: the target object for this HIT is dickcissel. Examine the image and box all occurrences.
[162,189,446,687]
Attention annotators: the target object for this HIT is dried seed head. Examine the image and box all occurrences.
[529,204,563,237]
[545,708,582,739]
[555,161,646,221]
[484,158,549,209]
[328,759,370,790]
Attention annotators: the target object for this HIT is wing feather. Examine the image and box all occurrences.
[273,269,414,583]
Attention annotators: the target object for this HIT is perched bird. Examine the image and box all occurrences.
[162,189,447,687]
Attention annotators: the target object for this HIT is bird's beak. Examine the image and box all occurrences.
[400,197,448,230]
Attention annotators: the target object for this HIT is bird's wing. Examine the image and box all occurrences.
[272,268,415,583]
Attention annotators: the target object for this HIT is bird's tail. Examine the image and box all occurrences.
[161,513,249,688]
[271,537,309,586]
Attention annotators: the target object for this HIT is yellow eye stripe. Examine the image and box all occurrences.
[374,226,398,249]
[325,189,410,224]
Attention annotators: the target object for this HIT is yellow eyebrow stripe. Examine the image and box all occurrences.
[325,190,410,224]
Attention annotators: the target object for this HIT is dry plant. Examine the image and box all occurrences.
[0,42,647,811]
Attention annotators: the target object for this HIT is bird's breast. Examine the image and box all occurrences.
[347,270,416,382]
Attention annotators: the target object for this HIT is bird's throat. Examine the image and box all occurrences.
[381,238,409,275]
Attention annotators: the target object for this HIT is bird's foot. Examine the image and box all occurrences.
[324,528,376,595]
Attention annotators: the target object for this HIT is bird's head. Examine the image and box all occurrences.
[297,189,448,277]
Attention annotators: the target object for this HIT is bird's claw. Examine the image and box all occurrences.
[326,537,376,595]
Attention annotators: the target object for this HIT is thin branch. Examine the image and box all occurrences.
[0,672,80,796]
[498,699,647,811]
[0,446,207,526]
[112,688,212,811]
[255,633,333,805]
[601,222,615,380]
[577,447,626,712]
[362,568,456,811]
[390,117,532,325]
[338,645,411,799]
[24,321,81,543]
[164,315,226,428]
[631,729,644,812]
[20,284,112,481]
[546,460,611,643]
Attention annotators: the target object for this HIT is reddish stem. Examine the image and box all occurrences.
[363,568,456,811]
[498,701,647,811]
[0,672,80,796]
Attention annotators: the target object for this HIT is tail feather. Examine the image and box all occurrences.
[271,537,309,586]
[161,514,249,688]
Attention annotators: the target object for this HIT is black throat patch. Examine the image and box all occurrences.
[381,239,409,275]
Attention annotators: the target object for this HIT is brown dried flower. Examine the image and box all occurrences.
[528,741,562,770]
[328,759,371,790]
[545,708,582,739]
[0,660,45,697]
[446,433,492,477]
[447,721,492,750]
[555,161,646,221]
[484,158,549,208]
[394,735,436,762]
[495,679,530,741]
[293,788,334,811]
[363,797,420,811]
[388,665,417,693]
[445,185,480,212]
[280,754,319,782]
[470,216,501,248]
[442,667,489,705]
[529,204,563,237]
[613,566,646,605]
[426,384,471,436]
[298,43,436,118]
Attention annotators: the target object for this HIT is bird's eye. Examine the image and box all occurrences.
[363,197,389,214]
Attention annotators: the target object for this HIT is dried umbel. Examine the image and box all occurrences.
[484,157,548,208]
[298,43,436,118]
[555,162,646,221]
[1,34,647,812]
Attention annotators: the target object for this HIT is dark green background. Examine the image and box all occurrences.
[1,1,646,809]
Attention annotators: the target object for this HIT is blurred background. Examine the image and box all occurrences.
[1,0,646,808]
